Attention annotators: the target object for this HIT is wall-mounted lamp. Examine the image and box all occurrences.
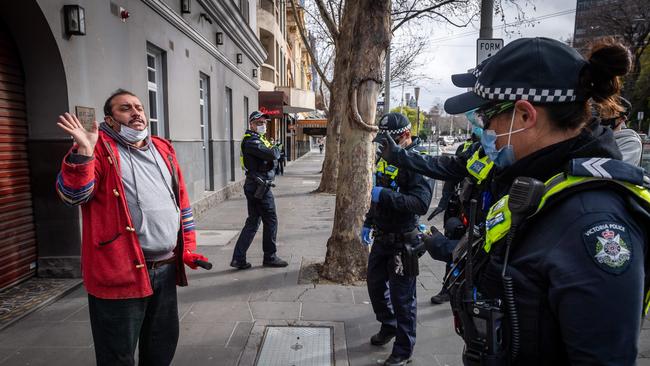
[199,13,212,24]
[216,32,223,45]
[236,54,243,64]
[181,0,191,14]
[63,5,86,36]
[252,69,257,78]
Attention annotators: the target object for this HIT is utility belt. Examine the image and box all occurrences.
[247,176,275,199]
[374,228,426,277]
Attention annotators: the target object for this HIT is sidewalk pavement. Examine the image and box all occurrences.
[1,150,650,365]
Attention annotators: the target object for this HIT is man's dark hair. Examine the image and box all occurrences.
[103,89,138,116]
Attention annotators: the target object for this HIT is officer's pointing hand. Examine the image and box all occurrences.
[373,132,401,165]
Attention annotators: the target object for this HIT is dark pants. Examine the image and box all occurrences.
[88,263,179,366]
[367,239,417,358]
[232,181,278,262]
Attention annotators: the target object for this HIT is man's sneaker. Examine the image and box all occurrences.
[230,259,252,270]
[262,256,288,267]
[430,291,450,305]
[384,354,412,366]
[370,329,396,346]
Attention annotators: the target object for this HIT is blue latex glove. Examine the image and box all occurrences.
[371,187,383,203]
[361,226,373,246]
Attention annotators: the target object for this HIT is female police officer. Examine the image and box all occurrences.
[398,37,649,365]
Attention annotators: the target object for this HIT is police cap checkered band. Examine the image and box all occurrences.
[444,37,589,115]
[473,84,577,103]
[248,111,269,123]
[378,113,411,135]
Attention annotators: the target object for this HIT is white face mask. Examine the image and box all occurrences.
[256,124,267,135]
[119,124,149,143]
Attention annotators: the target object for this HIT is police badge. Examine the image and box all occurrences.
[583,222,632,275]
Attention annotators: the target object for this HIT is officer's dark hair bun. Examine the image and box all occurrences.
[580,38,632,104]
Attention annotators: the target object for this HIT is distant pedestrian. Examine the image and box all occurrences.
[600,96,642,166]
[55,89,209,366]
[318,139,324,154]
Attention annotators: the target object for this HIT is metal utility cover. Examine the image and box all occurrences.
[255,326,333,366]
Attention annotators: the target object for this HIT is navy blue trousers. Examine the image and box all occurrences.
[367,239,417,358]
[88,263,179,366]
[232,181,278,262]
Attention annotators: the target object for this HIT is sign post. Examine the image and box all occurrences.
[476,38,504,65]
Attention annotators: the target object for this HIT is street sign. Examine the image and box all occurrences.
[477,38,504,65]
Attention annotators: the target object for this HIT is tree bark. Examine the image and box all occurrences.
[320,0,391,283]
[314,90,341,193]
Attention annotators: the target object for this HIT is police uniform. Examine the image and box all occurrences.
[435,37,650,365]
[364,113,433,366]
[231,113,287,269]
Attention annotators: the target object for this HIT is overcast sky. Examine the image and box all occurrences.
[391,0,578,113]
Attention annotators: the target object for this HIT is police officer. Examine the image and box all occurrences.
[231,111,288,269]
[399,37,650,365]
[362,112,433,366]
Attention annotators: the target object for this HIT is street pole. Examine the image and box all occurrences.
[385,46,391,112]
[479,0,494,38]
[414,87,420,136]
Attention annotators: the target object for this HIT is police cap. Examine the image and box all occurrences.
[377,112,411,136]
[248,111,269,123]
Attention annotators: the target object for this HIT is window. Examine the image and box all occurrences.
[146,44,166,137]
[244,96,249,131]
[200,74,213,190]
[238,0,249,24]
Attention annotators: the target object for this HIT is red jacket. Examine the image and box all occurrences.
[56,131,196,299]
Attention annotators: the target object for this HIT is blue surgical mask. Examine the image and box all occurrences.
[119,124,149,143]
[479,109,525,168]
[472,126,484,138]
[257,124,267,135]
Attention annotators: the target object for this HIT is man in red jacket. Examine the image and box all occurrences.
[56,89,208,366]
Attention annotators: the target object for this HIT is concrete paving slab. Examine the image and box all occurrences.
[250,301,300,320]
[0,348,95,366]
[172,345,242,366]
[177,322,237,347]
[226,321,255,348]
[183,301,253,323]
[196,229,240,247]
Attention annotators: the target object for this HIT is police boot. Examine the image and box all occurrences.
[262,255,288,267]
[384,354,412,366]
[370,327,396,346]
[230,259,252,270]
[430,288,450,305]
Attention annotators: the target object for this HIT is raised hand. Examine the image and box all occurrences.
[56,112,98,157]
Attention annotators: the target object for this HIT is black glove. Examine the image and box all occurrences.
[427,206,445,220]
[373,132,402,165]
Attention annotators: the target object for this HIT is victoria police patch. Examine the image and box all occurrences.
[582,222,632,275]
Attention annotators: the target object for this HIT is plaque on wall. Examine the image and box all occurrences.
[75,106,96,131]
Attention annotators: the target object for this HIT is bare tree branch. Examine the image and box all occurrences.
[289,0,332,89]
[315,0,340,39]
[392,0,459,31]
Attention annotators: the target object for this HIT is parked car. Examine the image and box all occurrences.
[443,136,455,145]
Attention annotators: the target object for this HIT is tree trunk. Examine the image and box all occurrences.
[314,90,341,193]
[320,0,391,284]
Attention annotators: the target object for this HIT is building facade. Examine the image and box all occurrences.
[256,0,316,161]
[0,0,266,288]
